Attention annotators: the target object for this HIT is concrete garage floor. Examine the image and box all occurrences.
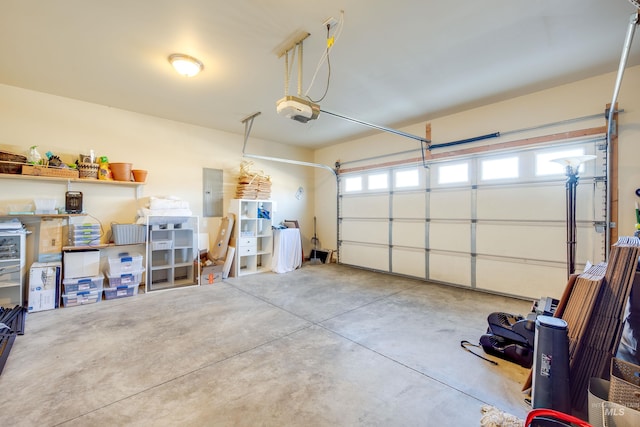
[0,263,533,426]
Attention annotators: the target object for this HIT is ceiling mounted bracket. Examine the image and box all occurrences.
[274,30,310,59]
[241,111,261,153]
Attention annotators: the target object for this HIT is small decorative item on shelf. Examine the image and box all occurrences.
[98,156,113,180]
[27,145,42,165]
[78,162,99,179]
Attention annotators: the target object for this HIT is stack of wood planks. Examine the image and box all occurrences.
[235,161,271,200]
[524,236,640,410]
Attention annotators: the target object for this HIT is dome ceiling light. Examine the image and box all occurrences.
[168,53,204,77]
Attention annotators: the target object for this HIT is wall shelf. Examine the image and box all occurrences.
[0,172,144,187]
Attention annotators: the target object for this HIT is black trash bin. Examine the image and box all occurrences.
[532,315,571,415]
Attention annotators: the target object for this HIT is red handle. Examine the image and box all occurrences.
[525,408,592,427]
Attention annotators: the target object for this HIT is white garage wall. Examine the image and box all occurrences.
[0,84,316,253]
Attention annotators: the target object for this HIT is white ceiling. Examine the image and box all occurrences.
[1,1,639,149]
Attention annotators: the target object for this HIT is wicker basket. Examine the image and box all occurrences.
[0,151,27,174]
[78,162,99,179]
[111,223,146,245]
[610,357,640,410]
[22,165,79,178]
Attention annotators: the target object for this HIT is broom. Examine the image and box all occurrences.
[309,216,322,264]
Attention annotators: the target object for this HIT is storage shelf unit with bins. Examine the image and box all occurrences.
[0,231,26,307]
[146,216,198,292]
[229,199,273,277]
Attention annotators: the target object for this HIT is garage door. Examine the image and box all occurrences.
[338,136,606,299]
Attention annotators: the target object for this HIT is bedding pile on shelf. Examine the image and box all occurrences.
[235,161,271,199]
[136,196,192,224]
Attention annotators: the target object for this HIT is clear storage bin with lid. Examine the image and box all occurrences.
[108,252,143,275]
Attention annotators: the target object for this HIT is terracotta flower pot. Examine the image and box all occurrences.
[109,162,133,181]
[132,169,148,183]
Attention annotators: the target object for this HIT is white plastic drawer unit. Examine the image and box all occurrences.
[238,246,257,256]
[238,237,256,248]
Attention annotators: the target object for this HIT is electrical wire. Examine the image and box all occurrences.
[307,46,331,103]
[307,27,332,103]
[304,10,344,100]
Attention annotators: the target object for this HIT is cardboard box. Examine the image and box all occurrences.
[63,249,100,279]
[28,262,61,312]
[201,264,223,284]
[37,218,63,262]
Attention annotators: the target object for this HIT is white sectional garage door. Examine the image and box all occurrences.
[338,136,606,300]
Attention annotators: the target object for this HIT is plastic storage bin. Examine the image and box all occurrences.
[108,253,143,275]
[70,225,100,234]
[104,283,140,300]
[151,240,172,250]
[62,290,102,306]
[62,275,104,293]
[111,224,146,245]
[69,237,101,246]
[106,269,144,287]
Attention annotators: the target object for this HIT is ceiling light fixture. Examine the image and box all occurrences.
[168,53,203,77]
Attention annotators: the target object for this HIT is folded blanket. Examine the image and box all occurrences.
[149,196,190,210]
[136,208,193,224]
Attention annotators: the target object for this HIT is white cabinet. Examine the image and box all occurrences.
[229,200,273,277]
[146,216,199,292]
[0,232,26,307]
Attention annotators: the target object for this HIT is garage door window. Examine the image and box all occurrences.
[438,163,468,184]
[368,172,388,190]
[394,168,420,189]
[344,176,363,192]
[536,148,586,176]
[481,156,519,180]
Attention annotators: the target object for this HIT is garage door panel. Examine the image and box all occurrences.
[575,185,596,221]
[429,253,471,286]
[577,226,603,263]
[477,223,600,267]
[429,222,470,252]
[476,259,567,299]
[476,223,565,261]
[477,186,563,221]
[342,195,389,218]
[392,221,425,247]
[341,242,389,271]
[391,247,425,278]
[393,193,425,218]
[342,219,388,244]
[430,190,471,219]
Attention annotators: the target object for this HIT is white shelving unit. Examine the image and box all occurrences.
[146,216,199,292]
[229,199,273,277]
[0,231,26,307]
